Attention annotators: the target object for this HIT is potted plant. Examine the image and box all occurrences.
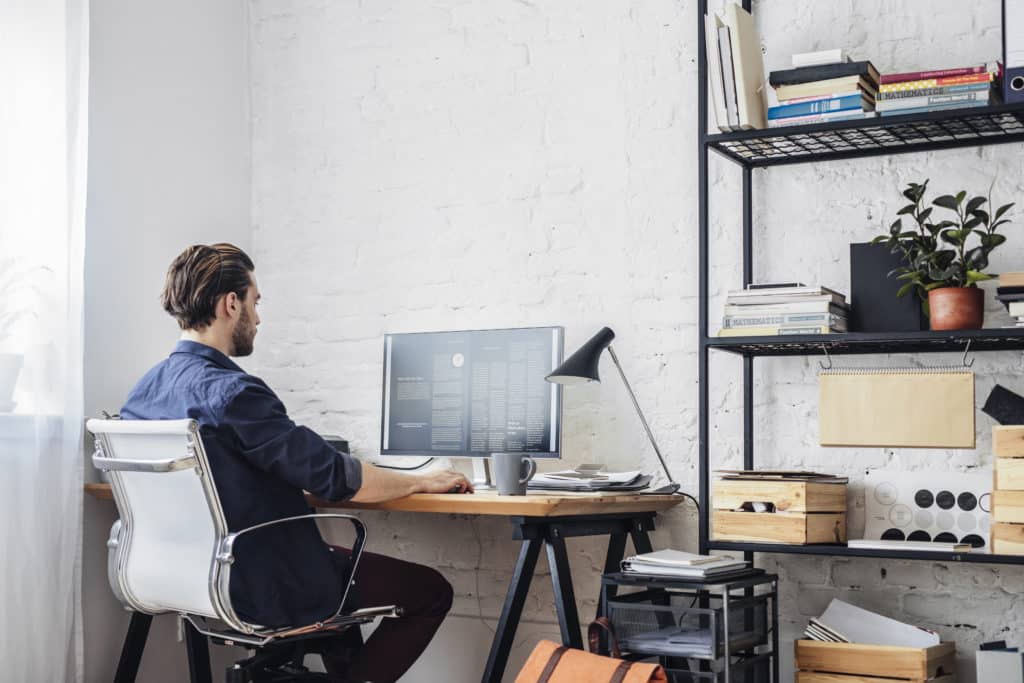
[872,179,1015,331]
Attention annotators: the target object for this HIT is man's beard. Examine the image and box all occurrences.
[232,307,256,357]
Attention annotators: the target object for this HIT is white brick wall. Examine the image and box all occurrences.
[248,0,1024,679]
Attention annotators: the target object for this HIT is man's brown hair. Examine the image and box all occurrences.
[161,243,255,330]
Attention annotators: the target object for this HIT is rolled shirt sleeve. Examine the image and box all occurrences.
[221,381,363,501]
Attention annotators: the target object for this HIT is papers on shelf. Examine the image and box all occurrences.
[848,539,973,553]
[804,599,940,648]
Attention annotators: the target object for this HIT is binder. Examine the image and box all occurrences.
[1005,0,1024,103]
[819,368,975,448]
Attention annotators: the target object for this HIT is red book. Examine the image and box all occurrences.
[880,65,987,84]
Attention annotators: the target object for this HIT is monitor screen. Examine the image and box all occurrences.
[381,327,563,458]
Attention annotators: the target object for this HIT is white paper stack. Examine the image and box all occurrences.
[803,599,940,648]
[621,550,749,579]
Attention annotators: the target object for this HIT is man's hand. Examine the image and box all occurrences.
[417,469,475,494]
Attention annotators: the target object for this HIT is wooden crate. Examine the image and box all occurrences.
[996,456,1024,491]
[992,490,1024,524]
[711,478,846,544]
[712,510,846,544]
[992,522,1024,555]
[795,640,956,682]
[993,425,1024,458]
[796,674,955,683]
[712,478,846,513]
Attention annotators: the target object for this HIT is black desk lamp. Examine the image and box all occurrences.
[546,327,681,495]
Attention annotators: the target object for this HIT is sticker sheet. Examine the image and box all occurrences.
[864,470,992,552]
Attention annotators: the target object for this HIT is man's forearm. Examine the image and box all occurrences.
[350,462,421,502]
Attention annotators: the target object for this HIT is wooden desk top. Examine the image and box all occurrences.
[84,483,681,517]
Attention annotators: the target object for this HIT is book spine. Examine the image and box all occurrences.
[879,72,992,92]
[768,61,874,87]
[767,111,872,128]
[879,100,988,116]
[876,91,989,111]
[718,26,739,126]
[768,93,864,119]
[778,90,862,105]
[879,65,987,84]
[876,81,991,100]
[723,313,845,328]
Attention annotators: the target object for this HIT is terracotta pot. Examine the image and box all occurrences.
[928,287,984,330]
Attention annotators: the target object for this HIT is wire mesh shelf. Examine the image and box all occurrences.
[705,328,1024,357]
[706,104,1024,167]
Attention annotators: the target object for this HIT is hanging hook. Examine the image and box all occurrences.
[961,339,974,368]
[818,344,833,370]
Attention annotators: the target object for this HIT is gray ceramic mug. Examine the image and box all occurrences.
[492,453,537,496]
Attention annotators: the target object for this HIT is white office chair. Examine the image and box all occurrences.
[88,418,398,683]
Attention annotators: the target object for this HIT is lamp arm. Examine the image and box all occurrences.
[607,345,676,486]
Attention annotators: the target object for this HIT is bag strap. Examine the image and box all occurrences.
[609,660,634,683]
[587,617,622,659]
[537,645,569,683]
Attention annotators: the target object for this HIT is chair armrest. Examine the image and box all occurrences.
[220,513,367,623]
[92,454,198,473]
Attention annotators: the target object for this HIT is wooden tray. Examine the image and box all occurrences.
[795,640,955,682]
[712,478,846,513]
[712,510,846,544]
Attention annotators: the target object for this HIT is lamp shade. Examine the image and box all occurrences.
[545,327,615,385]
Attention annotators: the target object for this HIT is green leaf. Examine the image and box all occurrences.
[994,203,1015,222]
[918,207,933,222]
[940,229,961,245]
[956,190,967,205]
[897,204,917,216]
[896,282,917,297]
[925,282,947,291]
[973,209,990,225]
[933,195,960,210]
[966,270,994,284]
[965,196,987,214]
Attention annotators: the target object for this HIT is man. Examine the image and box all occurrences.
[121,243,473,683]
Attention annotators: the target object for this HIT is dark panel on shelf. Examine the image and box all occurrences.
[703,328,1024,357]
[706,104,1024,168]
[708,541,1024,565]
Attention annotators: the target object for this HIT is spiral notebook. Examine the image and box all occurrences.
[819,367,975,448]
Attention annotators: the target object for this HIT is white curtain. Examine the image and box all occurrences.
[0,0,88,680]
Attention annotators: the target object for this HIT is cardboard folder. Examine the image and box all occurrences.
[819,368,975,448]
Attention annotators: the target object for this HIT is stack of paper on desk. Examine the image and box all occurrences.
[529,469,650,492]
[803,599,939,647]
[621,549,749,578]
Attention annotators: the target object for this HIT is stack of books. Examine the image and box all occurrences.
[877,64,995,116]
[620,549,749,580]
[766,52,879,129]
[997,272,1024,326]
[718,283,848,337]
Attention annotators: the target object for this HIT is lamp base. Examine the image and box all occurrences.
[645,483,680,495]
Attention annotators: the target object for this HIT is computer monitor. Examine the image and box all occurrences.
[380,327,563,466]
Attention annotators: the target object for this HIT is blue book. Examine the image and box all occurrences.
[767,93,865,120]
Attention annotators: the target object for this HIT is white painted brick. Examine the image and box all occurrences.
[248,1,1023,680]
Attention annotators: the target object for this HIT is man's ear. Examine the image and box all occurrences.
[222,291,240,319]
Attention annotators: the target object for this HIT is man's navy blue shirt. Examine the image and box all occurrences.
[121,340,363,627]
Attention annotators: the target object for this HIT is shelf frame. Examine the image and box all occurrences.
[708,541,1024,566]
[695,1,1024,566]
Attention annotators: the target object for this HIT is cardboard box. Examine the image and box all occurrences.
[993,522,1024,555]
[795,640,956,682]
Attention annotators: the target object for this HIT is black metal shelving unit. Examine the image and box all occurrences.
[696,0,1024,568]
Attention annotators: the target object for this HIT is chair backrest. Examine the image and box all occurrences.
[87,419,237,625]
